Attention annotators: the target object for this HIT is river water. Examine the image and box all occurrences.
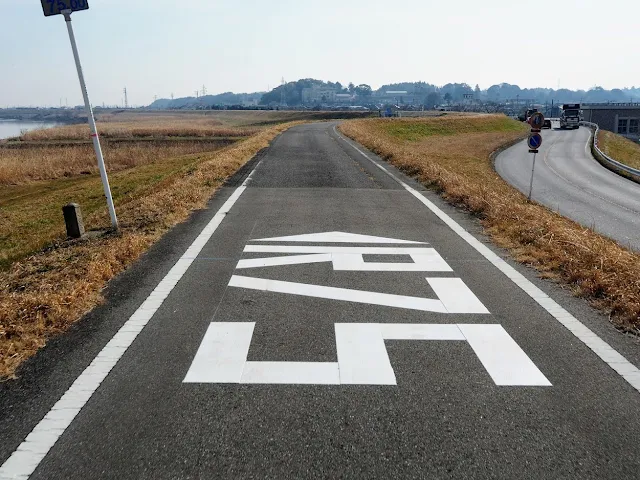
[0,120,60,140]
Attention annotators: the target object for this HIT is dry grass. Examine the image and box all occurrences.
[0,140,236,185]
[19,121,257,141]
[340,116,640,330]
[0,122,299,378]
[598,129,640,170]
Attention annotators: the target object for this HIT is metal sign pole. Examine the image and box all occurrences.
[527,152,537,201]
[62,10,118,229]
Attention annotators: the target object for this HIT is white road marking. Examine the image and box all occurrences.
[459,324,552,386]
[184,322,549,387]
[229,275,446,312]
[335,125,640,393]
[237,253,333,269]
[331,251,452,272]
[335,323,396,385]
[183,323,254,383]
[253,231,425,244]
[0,162,261,479]
[244,245,433,254]
[429,278,490,314]
[229,275,489,314]
[238,249,452,272]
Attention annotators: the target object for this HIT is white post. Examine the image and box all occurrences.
[62,10,118,229]
[527,152,537,201]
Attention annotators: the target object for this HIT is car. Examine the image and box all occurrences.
[542,119,552,129]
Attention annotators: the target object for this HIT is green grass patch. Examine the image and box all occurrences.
[381,115,524,141]
[598,130,640,170]
[0,151,207,270]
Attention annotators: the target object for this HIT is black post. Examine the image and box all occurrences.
[63,203,85,238]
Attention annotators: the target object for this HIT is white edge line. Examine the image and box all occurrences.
[334,125,640,394]
[0,160,261,480]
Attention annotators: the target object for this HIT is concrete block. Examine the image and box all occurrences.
[62,203,85,238]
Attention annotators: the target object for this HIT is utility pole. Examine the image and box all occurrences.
[123,87,128,109]
[280,77,286,107]
[62,9,118,229]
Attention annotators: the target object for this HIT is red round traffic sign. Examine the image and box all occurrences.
[529,112,545,130]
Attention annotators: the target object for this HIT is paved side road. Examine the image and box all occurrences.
[1,122,640,479]
[495,124,640,251]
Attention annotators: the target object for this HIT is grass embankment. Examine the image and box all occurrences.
[597,129,640,170]
[0,114,300,378]
[341,115,640,331]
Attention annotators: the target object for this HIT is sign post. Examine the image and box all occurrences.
[42,1,118,229]
[526,112,544,201]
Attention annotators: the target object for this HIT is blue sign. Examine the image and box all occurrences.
[527,133,543,150]
[41,0,89,17]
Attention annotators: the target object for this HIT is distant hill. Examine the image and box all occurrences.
[147,81,640,108]
[148,91,264,109]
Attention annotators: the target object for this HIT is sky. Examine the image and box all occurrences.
[1,0,638,107]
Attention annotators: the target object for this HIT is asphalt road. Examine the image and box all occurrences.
[495,124,640,251]
[2,122,640,479]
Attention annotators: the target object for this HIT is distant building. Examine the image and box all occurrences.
[334,93,354,104]
[582,103,640,140]
[373,90,416,105]
[301,86,338,105]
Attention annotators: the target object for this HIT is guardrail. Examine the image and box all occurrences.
[580,121,640,183]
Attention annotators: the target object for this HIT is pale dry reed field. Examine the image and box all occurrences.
[0,140,235,185]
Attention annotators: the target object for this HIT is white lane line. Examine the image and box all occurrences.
[228,275,448,313]
[0,167,259,480]
[459,324,552,386]
[253,231,425,244]
[335,125,640,394]
[183,323,254,383]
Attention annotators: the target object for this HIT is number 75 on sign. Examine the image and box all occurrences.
[41,0,89,17]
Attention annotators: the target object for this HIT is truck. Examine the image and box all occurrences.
[560,104,581,129]
[517,108,538,122]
